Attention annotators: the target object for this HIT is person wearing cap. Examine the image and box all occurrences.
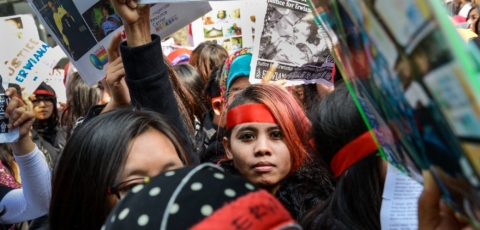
[32,82,59,147]
[103,164,301,230]
[167,48,192,66]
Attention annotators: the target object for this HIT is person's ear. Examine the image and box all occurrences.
[223,136,233,160]
[212,98,225,116]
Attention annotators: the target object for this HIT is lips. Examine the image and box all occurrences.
[252,162,275,173]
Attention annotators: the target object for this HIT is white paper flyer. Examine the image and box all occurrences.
[380,164,423,230]
[249,0,334,86]
[28,0,211,86]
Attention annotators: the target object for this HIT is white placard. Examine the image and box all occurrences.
[249,0,334,86]
[28,0,211,86]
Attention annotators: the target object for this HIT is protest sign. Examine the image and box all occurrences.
[44,69,67,108]
[28,0,211,86]
[189,1,259,53]
[249,0,334,86]
[3,37,63,94]
[309,0,480,226]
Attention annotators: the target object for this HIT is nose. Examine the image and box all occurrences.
[38,100,46,107]
[254,135,272,157]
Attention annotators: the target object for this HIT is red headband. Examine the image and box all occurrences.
[330,131,378,178]
[34,89,54,96]
[226,104,276,130]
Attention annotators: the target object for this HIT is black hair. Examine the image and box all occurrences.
[217,10,227,19]
[204,63,224,99]
[302,83,383,229]
[101,4,114,15]
[61,72,99,140]
[173,64,207,121]
[49,108,191,230]
[300,17,321,46]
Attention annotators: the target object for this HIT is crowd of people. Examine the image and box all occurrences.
[0,0,475,229]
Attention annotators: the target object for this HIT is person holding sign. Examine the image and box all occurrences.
[0,87,51,225]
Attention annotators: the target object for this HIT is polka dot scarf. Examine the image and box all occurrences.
[219,47,254,104]
[102,163,300,230]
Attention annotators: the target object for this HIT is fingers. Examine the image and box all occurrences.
[262,63,279,84]
[107,32,123,61]
[125,0,137,8]
[418,170,441,229]
[5,96,24,119]
[5,87,17,98]
[272,79,287,86]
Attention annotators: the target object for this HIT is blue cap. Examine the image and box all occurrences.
[226,54,252,95]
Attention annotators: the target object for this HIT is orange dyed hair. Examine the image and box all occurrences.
[226,84,311,174]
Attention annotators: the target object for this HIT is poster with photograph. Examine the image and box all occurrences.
[3,37,63,94]
[0,14,39,42]
[190,1,258,53]
[249,0,334,86]
[309,0,480,227]
[28,0,211,86]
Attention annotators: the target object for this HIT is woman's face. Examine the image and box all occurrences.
[110,128,183,206]
[218,11,225,19]
[97,78,111,105]
[225,122,291,194]
[33,95,55,121]
[102,7,109,17]
[293,21,310,43]
[470,9,479,30]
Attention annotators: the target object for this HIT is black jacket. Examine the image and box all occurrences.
[82,35,199,165]
[219,155,334,221]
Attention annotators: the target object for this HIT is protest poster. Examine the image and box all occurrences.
[44,68,67,108]
[248,0,334,86]
[189,1,259,53]
[3,37,63,94]
[28,0,212,86]
[308,0,480,226]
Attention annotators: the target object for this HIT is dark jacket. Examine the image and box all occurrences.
[81,35,199,165]
[219,155,334,221]
[33,121,58,147]
[31,129,57,170]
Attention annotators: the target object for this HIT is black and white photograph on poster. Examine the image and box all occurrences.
[82,1,123,42]
[30,0,97,61]
[250,0,333,85]
[258,4,327,66]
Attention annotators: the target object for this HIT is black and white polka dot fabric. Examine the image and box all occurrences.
[102,163,300,230]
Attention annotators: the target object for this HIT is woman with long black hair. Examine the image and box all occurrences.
[302,83,385,229]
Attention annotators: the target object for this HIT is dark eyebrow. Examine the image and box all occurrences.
[266,125,281,132]
[236,126,258,133]
[125,161,176,177]
[160,161,176,172]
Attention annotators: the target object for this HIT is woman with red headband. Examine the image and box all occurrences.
[220,84,334,221]
[301,83,385,229]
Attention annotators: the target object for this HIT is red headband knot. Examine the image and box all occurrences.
[226,104,277,130]
[330,131,378,178]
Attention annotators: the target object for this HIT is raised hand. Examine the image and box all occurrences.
[111,0,151,46]
[4,87,35,156]
[418,171,474,230]
[102,32,130,114]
